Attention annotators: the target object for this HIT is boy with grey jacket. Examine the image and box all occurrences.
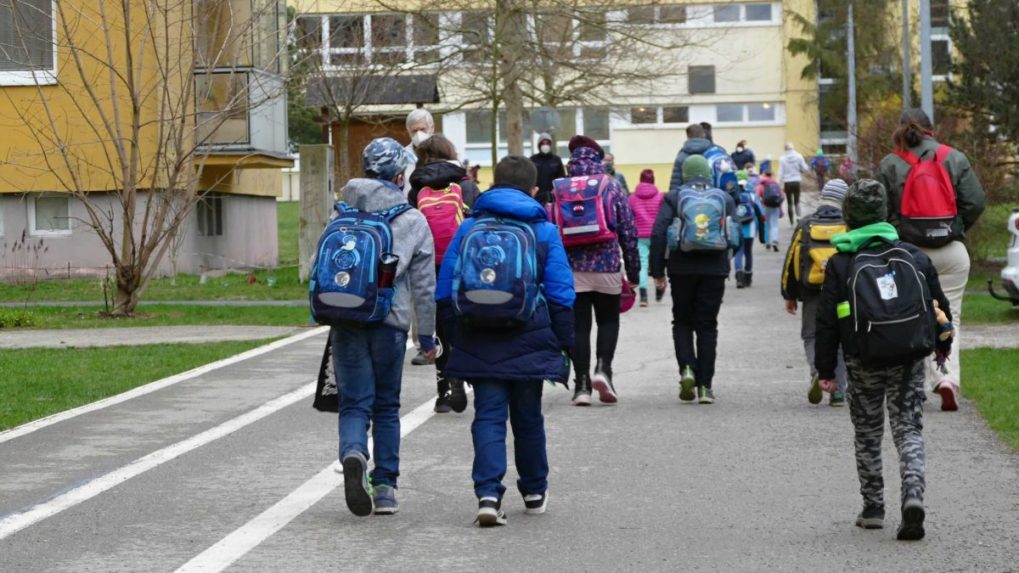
[332,137,436,517]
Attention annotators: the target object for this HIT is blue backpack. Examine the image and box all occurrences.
[734,189,758,224]
[309,202,411,326]
[452,216,543,328]
[668,185,738,253]
[704,146,738,194]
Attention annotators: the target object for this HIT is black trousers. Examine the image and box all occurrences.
[784,181,801,222]
[670,275,726,388]
[573,291,620,378]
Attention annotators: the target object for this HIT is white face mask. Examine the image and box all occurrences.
[540,144,551,154]
[411,130,431,147]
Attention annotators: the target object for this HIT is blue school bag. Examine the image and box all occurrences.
[704,146,738,194]
[734,188,758,224]
[309,202,411,326]
[668,185,738,253]
[452,215,542,328]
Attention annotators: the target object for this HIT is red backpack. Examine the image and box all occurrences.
[894,145,957,248]
[417,183,466,265]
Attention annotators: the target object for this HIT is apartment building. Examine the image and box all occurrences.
[0,0,291,278]
[294,0,818,183]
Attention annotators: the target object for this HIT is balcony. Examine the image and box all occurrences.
[195,69,289,165]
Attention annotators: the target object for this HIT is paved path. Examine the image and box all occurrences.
[1,208,1017,571]
[0,325,306,349]
[962,323,1019,349]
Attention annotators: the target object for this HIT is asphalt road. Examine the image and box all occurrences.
[2,208,1017,572]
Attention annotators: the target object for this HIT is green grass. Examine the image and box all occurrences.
[278,201,299,266]
[0,266,307,303]
[962,292,1019,324]
[0,304,311,330]
[966,203,1015,263]
[0,340,271,431]
[961,348,1019,450]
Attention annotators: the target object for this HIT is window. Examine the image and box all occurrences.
[630,107,657,124]
[252,0,284,72]
[30,194,71,235]
[583,109,610,141]
[196,73,250,145]
[660,6,688,24]
[577,11,607,42]
[295,16,322,50]
[197,196,224,237]
[713,4,740,22]
[0,201,4,236]
[930,0,950,28]
[466,110,494,144]
[689,65,715,94]
[932,39,951,76]
[716,104,743,122]
[744,3,773,21]
[329,16,364,49]
[747,102,775,121]
[662,106,689,123]
[461,11,492,63]
[0,0,55,83]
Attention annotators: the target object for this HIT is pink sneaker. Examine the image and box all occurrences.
[936,379,959,411]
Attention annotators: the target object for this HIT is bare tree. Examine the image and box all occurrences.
[0,0,287,314]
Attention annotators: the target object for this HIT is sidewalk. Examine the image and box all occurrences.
[0,325,308,349]
[962,323,1019,349]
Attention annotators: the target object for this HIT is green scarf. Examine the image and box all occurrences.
[832,222,900,254]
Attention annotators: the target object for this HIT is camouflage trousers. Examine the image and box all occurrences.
[846,358,927,509]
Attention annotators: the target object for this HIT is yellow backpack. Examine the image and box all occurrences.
[796,219,847,289]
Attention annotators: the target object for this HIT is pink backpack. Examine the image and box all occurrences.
[418,183,465,265]
[550,175,617,247]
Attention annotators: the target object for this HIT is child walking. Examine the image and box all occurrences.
[436,156,575,526]
[629,169,664,305]
[815,179,952,541]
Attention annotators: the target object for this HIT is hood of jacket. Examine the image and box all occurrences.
[634,181,660,199]
[680,138,713,156]
[832,222,899,253]
[472,186,548,223]
[340,178,407,212]
[409,160,466,192]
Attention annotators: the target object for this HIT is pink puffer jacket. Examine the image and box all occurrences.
[628,182,664,238]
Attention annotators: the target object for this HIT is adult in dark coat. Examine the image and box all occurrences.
[529,132,566,205]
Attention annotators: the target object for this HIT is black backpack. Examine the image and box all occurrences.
[848,239,936,367]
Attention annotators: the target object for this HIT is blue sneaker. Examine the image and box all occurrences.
[373,484,399,515]
[341,452,374,517]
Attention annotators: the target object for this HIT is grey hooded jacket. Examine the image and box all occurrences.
[339,178,436,335]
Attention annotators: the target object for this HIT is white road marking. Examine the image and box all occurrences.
[0,383,316,540]
[0,326,329,444]
[174,392,457,573]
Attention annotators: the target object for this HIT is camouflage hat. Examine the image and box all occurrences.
[362,137,413,180]
[682,155,711,182]
[843,178,889,229]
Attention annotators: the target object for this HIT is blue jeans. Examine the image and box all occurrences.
[734,237,754,273]
[331,324,408,488]
[471,379,548,500]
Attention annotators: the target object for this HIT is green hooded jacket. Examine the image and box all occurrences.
[832,222,900,254]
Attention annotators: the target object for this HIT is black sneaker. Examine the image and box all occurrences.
[572,375,592,406]
[655,285,666,302]
[341,452,374,517]
[855,505,885,529]
[434,378,452,413]
[448,378,468,413]
[592,359,617,404]
[476,497,507,527]
[523,492,548,515]
[896,497,925,541]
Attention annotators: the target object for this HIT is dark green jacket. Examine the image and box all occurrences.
[876,135,986,242]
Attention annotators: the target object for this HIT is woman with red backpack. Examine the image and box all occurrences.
[876,108,986,411]
[408,134,482,413]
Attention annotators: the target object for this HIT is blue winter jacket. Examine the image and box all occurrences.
[436,186,576,383]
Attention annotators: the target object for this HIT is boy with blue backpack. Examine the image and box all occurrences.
[309,137,437,518]
[733,170,764,288]
[436,156,575,527]
[650,155,738,404]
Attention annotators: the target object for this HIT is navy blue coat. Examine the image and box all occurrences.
[436,186,576,383]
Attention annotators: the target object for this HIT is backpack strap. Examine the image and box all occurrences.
[382,203,413,222]
[893,149,920,167]
[933,144,953,163]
